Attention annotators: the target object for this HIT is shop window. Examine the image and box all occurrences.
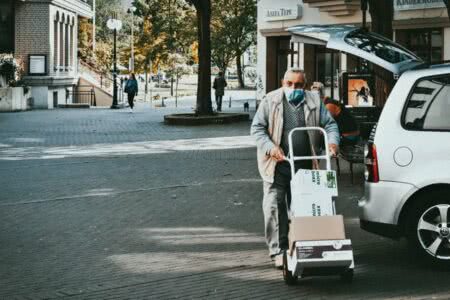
[396,28,443,64]
[403,74,450,131]
[315,47,340,100]
[0,0,14,53]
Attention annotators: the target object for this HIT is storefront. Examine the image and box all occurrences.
[256,0,450,106]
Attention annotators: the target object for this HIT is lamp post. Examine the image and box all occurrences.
[107,16,123,109]
[129,6,137,72]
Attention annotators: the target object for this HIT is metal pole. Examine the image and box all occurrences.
[131,9,135,72]
[111,27,119,109]
[149,60,153,108]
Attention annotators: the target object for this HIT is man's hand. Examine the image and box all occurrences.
[269,146,285,162]
[328,143,339,157]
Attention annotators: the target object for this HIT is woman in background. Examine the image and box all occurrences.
[125,73,138,112]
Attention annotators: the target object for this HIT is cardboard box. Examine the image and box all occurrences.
[289,215,346,253]
[290,169,338,217]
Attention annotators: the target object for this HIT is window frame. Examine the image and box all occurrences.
[401,73,450,132]
[0,0,15,53]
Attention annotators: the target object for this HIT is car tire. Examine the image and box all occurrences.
[406,190,450,266]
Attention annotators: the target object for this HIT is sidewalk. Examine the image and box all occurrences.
[0,107,448,299]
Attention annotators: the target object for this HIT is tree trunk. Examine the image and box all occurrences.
[444,0,450,22]
[194,0,213,115]
[368,0,394,108]
[236,50,245,89]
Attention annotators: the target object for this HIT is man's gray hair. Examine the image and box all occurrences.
[283,68,307,82]
[312,81,325,98]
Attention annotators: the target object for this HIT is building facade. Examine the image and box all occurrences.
[0,0,93,109]
[256,0,450,104]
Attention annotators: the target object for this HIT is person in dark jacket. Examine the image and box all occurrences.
[125,73,139,112]
[213,72,227,112]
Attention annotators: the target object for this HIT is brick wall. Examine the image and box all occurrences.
[15,2,50,75]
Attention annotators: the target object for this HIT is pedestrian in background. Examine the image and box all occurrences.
[124,73,138,113]
[213,71,227,112]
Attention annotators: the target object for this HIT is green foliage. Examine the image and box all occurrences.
[128,0,196,73]
[78,19,93,61]
[95,0,123,42]
[210,0,256,72]
[0,54,23,86]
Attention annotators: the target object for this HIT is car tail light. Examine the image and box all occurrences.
[365,143,379,183]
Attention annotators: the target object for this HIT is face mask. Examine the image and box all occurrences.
[284,87,305,105]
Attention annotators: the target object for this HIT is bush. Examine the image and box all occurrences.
[0,54,23,86]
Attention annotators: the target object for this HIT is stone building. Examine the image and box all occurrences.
[0,0,93,109]
[256,0,450,104]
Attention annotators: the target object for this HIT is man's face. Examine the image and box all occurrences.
[283,72,305,89]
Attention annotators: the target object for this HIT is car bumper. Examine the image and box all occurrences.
[360,219,401,239]
[358,180,417,234]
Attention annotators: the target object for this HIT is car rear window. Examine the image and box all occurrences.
[345,31,418,64]
[403,74,450,131]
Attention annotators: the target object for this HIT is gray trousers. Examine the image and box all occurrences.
[263,161,311,257]
[263,166,291,257]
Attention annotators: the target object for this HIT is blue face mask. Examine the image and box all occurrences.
[284,87,305,106]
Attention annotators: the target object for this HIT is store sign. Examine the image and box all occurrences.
[265,6,302,22]
[395,0,446,11]
[28,55,47,76]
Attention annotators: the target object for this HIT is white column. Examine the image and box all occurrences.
[444,27,450,61]
[256,31,267,101]
[299,43,305,70]
[65,22,70,70]
[69,24,74,70]
[60,22,64,71]
[340,53,347,73]
[54,20,60,73]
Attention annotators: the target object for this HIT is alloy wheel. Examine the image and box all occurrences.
[417,204,450,260]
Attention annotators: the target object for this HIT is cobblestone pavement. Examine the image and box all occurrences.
[1,106,449,299]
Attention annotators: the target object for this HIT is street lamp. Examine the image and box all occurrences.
[129,6,137,72]
[107,16,123,109]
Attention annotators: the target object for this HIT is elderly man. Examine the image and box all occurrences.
[251,68,340,268]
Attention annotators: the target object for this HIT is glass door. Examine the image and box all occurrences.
[315,47,340,100]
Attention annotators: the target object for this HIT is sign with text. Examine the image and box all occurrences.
[395,0,446,11]
[264,6,302,22]
[28,55,47,76]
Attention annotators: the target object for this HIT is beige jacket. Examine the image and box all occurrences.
[250,87,340,183]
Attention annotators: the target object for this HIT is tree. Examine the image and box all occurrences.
[444,0,450,21]
[210,0,256,88]
[165,53,192,106]
[367,0,394,108]
[230,0,257,88]
[186,0,213,115]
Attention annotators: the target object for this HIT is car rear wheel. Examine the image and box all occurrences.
[407,192,450,265]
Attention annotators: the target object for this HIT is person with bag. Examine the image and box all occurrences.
[250,68,340,268]
[124,73,138,112]
[213,72,227,112]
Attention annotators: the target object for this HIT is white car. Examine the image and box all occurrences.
[289,25,450,264]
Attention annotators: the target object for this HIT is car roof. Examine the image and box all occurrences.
[402,63,450,79]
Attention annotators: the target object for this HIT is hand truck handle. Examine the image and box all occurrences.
[284,127,332,178]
